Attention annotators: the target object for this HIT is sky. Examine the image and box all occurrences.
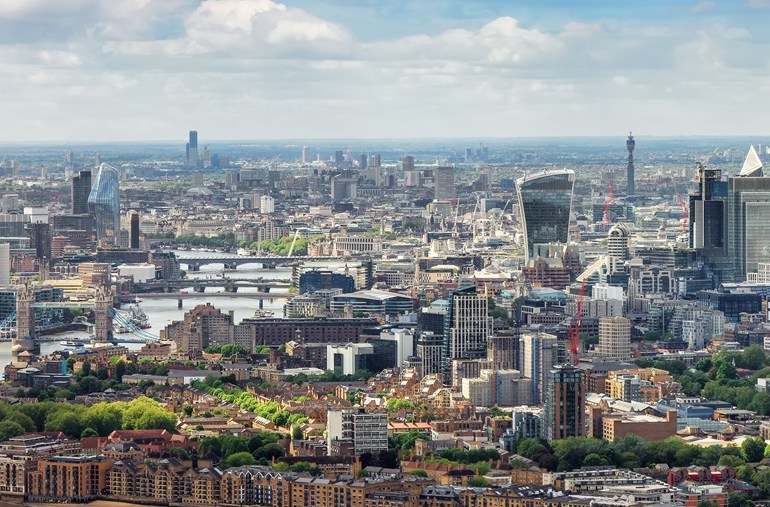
[1,0,769,142]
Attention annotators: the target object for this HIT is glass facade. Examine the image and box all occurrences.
[516,170,575,263]
[727,176,770,278]
[87,164,120,245]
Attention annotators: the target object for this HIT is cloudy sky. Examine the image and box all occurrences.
[1,0,768,142]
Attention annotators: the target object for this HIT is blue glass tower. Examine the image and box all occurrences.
[88,163,120,244]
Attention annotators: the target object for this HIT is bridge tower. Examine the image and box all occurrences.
[13,283,36,354]
[93,285,114,343]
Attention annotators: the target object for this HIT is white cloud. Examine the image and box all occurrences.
[0,1,768,140]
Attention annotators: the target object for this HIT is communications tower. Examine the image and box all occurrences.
[626,132,635,195]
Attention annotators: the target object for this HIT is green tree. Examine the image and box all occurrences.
[0,421,24,441]
[292,426,304,440]
[183,405,194,417]
[517,438,547,458]
[169,447,190,460]
[223,451,257,468]
[468,476,489,487]
[583,453,609,466]
[385,398,416,413]
[410,469,428,477]
[742,345,767,370]
[45,411,82,438]
[5,411,35,432]
[81,428,98,438]
[114,360,126,382]
[716,362,738,381]
[742,436,766,463]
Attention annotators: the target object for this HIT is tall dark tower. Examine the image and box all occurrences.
[128,211,140,249]
[626,132,636,195]
[72,169,92,214]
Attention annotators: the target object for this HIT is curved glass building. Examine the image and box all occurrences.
[88,163,120,244]
[516,169,575,263]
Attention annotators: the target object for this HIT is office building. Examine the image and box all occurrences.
[327,343,375,375]
[516,170,575,263]
[71,170,91,215]
[544,364,585,440]
[606,224,630,266]
[697,290,762,322]
[186,130,198,168]
[128,211,140,249]
[626,132,635,195]
[598,316,631,360]
[462,369,532,407]
[726,167,770,279]
[416,331,444,376]
[520,332,559,404]
[378,329,415,367]
[444,286,492,383]
[689,164,727,254]
[299,270,355,294]
[302,146,310,164]
[0,243,8,285]
[434,166,456,201]
[87,163,120,245]
[26,222,52,261]
[327,408,388,456]
[260,195,275,214]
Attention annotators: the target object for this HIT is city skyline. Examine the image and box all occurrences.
[0,0,769,142]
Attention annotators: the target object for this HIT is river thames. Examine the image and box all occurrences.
[0,251,294,370]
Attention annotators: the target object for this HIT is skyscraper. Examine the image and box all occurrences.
[727,177,770,279]
[516,169,575,263]
[88,163,120,245]
[626,132,635,195]
[598,316,631,360]
[443,285,491,383]
[519,332,559,404]
[71,170,91,215]
[434,166,456,201]
[186,130,198,168]
[301,146,310,164]
[544,364,585,440]
[128,211,140,249]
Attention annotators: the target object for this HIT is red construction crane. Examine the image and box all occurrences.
[568,279,587,365]
[602,181,615,224]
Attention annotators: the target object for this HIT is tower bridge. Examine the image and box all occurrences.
[9,283,158,353]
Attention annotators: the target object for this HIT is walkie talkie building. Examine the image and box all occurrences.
[516,169,575,263]
[88,163,120,244]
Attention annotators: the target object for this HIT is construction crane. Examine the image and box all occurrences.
[567,255,611,365]
[568,279,587,365]
[602,181,615,224]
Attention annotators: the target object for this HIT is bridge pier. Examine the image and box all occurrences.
[259,299,263,309]
[178,298,183,309]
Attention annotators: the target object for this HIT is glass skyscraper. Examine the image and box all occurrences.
[727,174,770,278]
[516,169,575,263]
[87,163,120,245]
